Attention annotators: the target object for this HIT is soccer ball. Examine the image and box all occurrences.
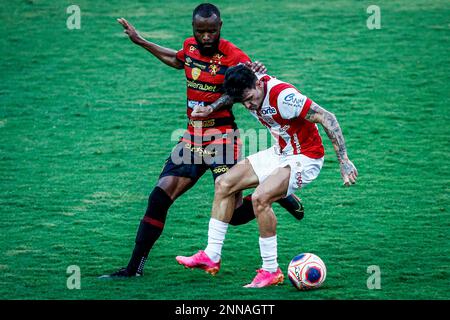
[287,253,326,290]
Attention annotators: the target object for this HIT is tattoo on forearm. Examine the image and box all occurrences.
[210,94,234,111]
[306,102,348,163]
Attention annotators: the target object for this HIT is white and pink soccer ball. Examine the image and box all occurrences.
[287,253,326,290]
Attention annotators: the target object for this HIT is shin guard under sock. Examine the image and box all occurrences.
[126,186,173,274]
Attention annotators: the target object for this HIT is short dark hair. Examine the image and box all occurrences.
[224,64,257,102]
[193,3,221,20]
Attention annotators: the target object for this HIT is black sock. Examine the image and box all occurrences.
[126,187,173,274]
[126,220,163,274]
[229,195,256,226]
[276,194,304,220]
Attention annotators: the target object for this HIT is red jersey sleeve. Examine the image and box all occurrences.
[269,84,312,120]
[234,48,251,65]
[220,40,251,65]
[176,40,187,62]
[176,48,184,62]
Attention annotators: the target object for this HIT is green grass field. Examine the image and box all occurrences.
[1,0,449,300]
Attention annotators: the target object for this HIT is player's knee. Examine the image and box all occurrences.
[156,177,180,199]
[214,175,233,197]
[251,191,272,213]
[144,186,174,223]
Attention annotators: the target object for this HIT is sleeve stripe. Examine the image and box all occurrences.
[299,98,312,119]
[269,83,294,108]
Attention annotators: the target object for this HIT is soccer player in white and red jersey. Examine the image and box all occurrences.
[100,4,304,279]
[176,64,358,288]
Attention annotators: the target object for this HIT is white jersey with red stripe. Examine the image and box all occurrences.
[249,74,325,158]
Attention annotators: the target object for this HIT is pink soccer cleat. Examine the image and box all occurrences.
[243,268,285,288]
[175,250,221,275]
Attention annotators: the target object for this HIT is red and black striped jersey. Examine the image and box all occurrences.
[176,37,250,145]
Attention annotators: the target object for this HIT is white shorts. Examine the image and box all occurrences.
[247,146,324,196]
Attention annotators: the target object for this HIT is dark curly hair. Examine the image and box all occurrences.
[223,64,257,102]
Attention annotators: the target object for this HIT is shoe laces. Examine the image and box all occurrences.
[252,268,269,281]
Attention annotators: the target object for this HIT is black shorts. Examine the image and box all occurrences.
[159,140,241,181]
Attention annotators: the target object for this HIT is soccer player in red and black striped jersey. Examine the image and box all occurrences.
[100,3,304,278]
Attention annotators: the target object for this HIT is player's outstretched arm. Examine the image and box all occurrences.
[305,102,358,186]
[117,18,184,70]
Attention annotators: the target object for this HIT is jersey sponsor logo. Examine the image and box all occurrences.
[260,106,277,116]
[185,55,207,70]
[295,171,303,189]
[191,67,201,80]
[264,116,277,127]
[193,62,207,70]
[184,142,216,156]
[212,165,229,174]
[189,119,216,128]
[284,93,306,108]
[188,100,205,109]
[187,80,218,92]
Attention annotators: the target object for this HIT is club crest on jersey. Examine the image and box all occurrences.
[191,67,201,80]
[189,45,196,52]
[260,106,277,116]
[209,64,220,76]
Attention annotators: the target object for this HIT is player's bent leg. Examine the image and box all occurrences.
[227,166,304,223]
[156,175,198,201]
[211,165,253,226]
[251,166,290,237]
[100,176,196,279]
[229,194,254,226]
[276,194,304,220]
[176,160,259,274]
[212,158,259,223]
[244,167,290,288]
[127,176,196,272]
[232,193,304,225]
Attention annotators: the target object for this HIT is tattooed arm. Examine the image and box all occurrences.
[208,94,235,112]
[190,94,234,118]
[305,102,358,186]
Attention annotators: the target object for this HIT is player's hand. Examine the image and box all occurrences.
[117,18,141,44]
[245,61,267,74]
[191,105,213,118]
[340,159,358,186]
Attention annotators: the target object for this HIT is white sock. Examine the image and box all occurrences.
[259,235,278,272]
[204,218,229,263]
